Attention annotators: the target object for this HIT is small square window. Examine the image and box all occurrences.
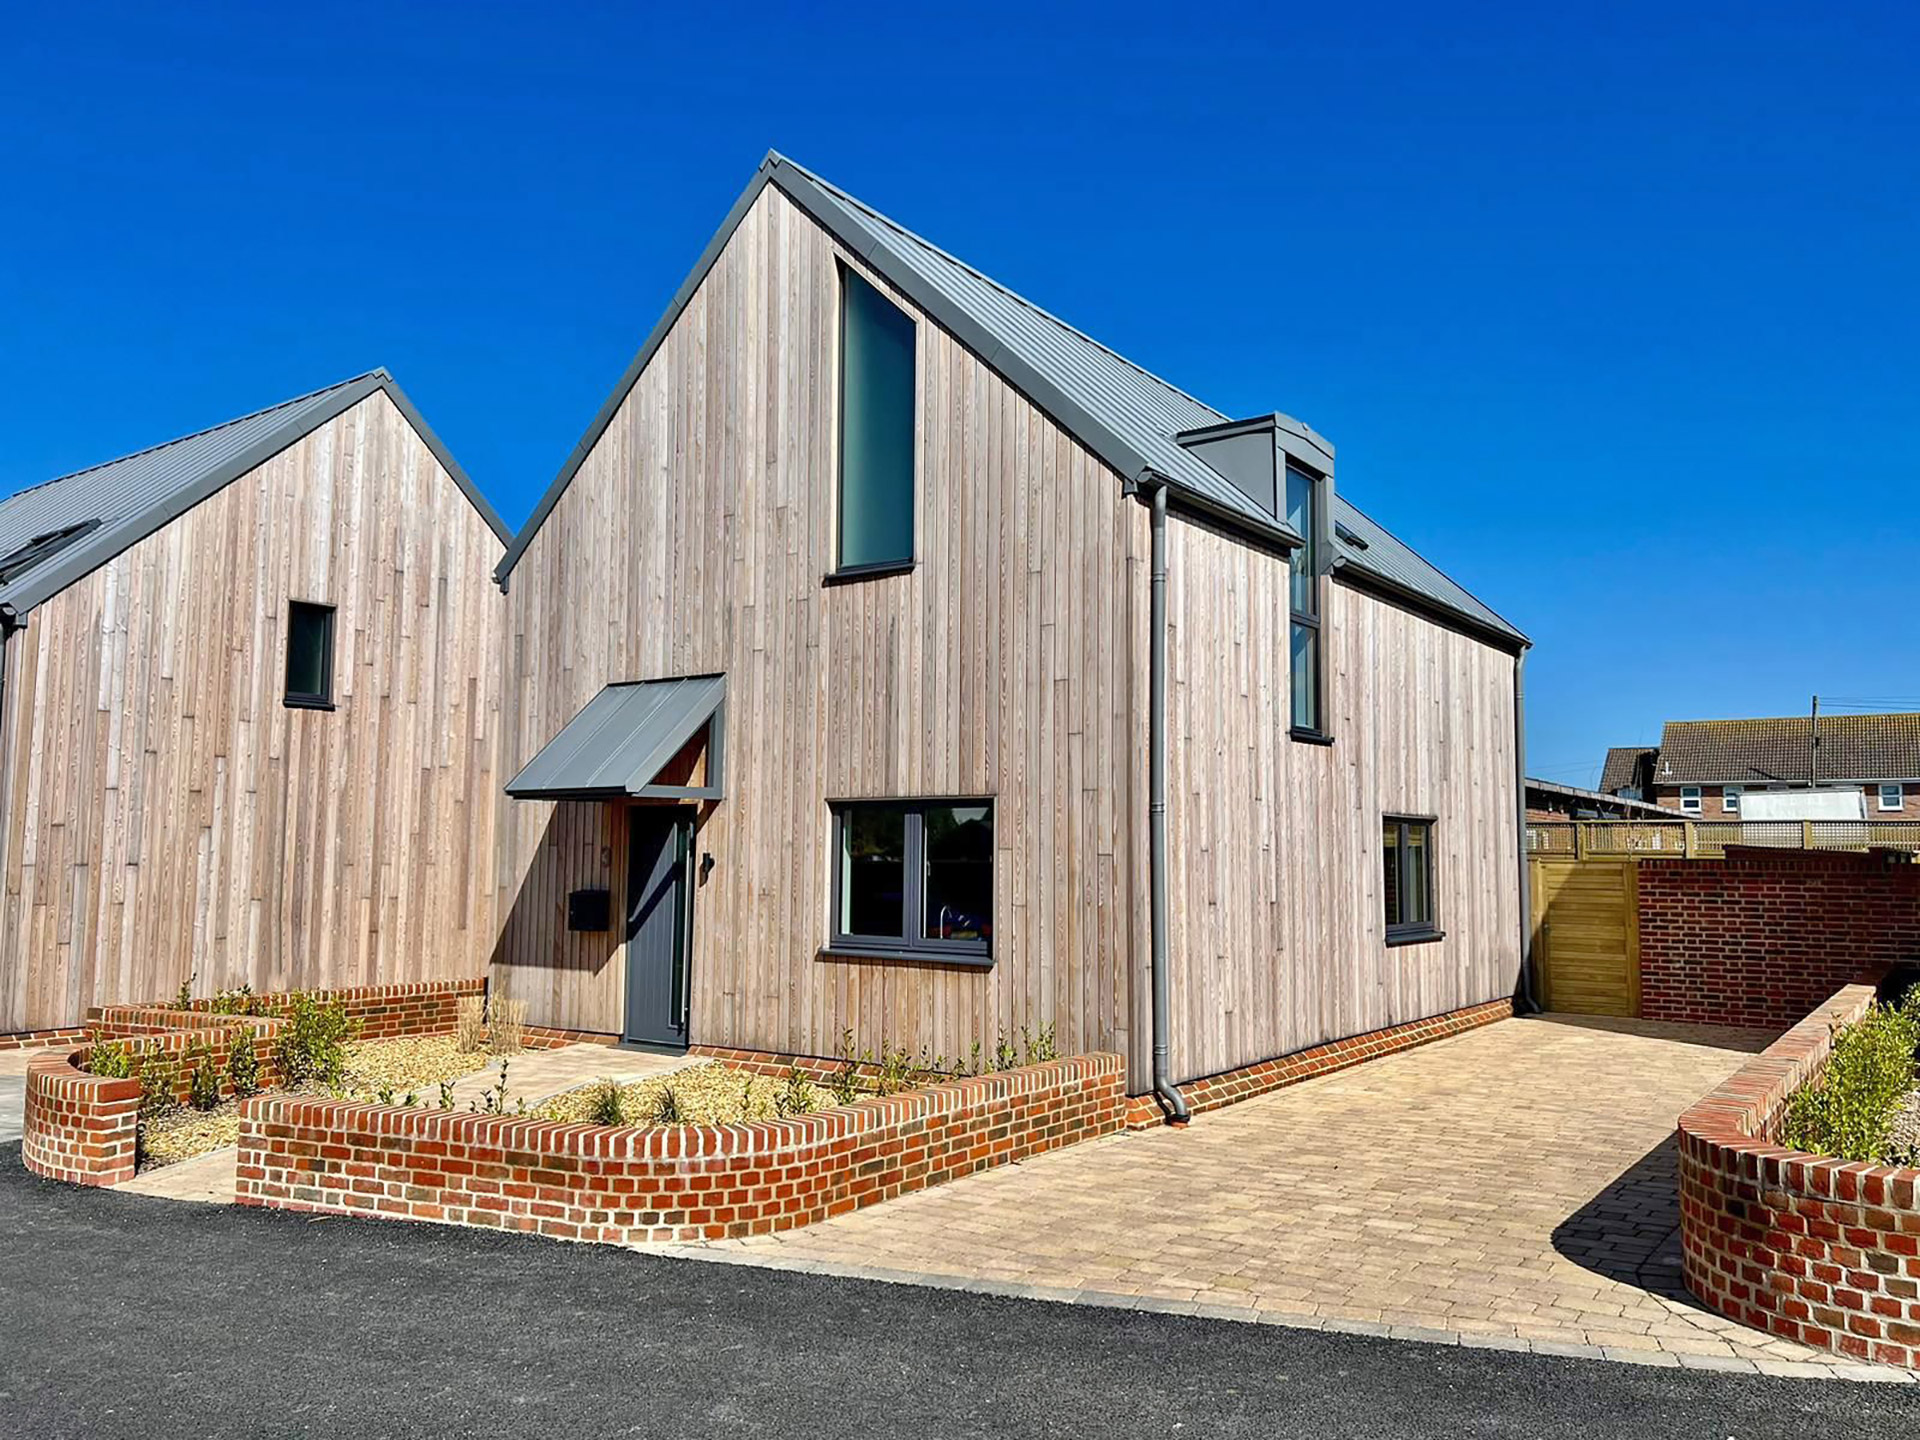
[1679,786,1702,814]
[830,800,993,963]
[1722,786,1742,814]
[285,601,335,709]
[1383,816,1440,945]
[1880,784,1904,812]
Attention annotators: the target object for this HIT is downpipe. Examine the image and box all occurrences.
[1147,480,1190,1124]
[1513,648,1540,1014]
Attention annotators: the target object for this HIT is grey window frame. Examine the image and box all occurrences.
[1383,814,1441,946]
[831,262,918,581]
[283,600,336,710]
[1287,462,1330,743]
[825,798,994,966]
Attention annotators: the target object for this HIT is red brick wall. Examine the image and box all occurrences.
[236,1053,1125,1243]
[1639,850,1920,1029]
[21,1051,140,1186]
[175,977,483,1038]
[1677,973,1920,1368]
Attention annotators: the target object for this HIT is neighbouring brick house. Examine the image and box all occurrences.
[1600,711,1920,820]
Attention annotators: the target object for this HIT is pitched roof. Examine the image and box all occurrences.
[0,370,509,618]
[1650,713,1920,786]
[1599,746,1657,793]
[497,152,1525,649]
[1524,776,1681,817]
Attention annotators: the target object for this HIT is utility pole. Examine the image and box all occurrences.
[1810,694,1820,789]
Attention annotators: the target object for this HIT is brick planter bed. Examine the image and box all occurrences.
[1677,970,1920,1368]
[20,978,485,1189]
[235,1052,1126,1244]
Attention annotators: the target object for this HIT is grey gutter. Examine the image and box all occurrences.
[1512,649,1539,1014]
[2,370,510,620]
[1146,479,1190,1125]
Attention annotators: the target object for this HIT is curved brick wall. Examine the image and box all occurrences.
[237,1053,1126,1243]
[22,1049,142,1186]
[1677,974,1920,1368]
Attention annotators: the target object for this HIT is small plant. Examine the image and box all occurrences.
[454,994,487,1053]
[587,1079,627,1127]
[829,1029,866,1106]
[486,995,527,1055]
[469,1058,513,1115]
[776,1064,816,1117]
[210,984,263,1016]
[438,1079,456,1110]
[139,1052,181,1119]
[875,1044,916,1096]
[651,1084,684,1125]
[992,1033,1018,1073]
[967,1040,983,1076]
[186,1043,221,1112]
[375,1082,397,1106]
[1022,1023,1058,1065]
[175,970,196,1011]
[1780,993,1920,1164]
[272,991,357,1087]
[85,1031,136,1079]
[226,1028,261,1098]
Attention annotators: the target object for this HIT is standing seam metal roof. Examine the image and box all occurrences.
[496,151,1525,648]
[505,675,726,798]
[0,370,510,617]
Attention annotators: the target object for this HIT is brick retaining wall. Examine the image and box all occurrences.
[1640,849,1920,1030]
[1677,971,1920,1367]
[235,1053,1126,1244]
[21,1053,141,1186]
[175,977,485,1038]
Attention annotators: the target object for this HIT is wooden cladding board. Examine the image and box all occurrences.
[1160,516,1523,1085]
[0,392,504,1032]
[1529,857,1639,1016]
[494,179,1525,1089]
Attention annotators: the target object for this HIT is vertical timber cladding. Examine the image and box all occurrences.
[491,181,1146,1064]
[0,392,505,1034]
[1160,516,1524,1088]
[1528,856,1640,1016]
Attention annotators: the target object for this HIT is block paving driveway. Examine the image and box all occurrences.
[689,1014,1883,1376]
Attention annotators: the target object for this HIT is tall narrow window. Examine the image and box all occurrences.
[830,800,993,962]
[1382,816,1439,944]
[1881,784,1904,812]
[1287,465,1325,737]
[284,601,336,709]
[1722,785,1742,814]
[837,267,916,573]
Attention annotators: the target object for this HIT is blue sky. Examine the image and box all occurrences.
[3,2,1915,784]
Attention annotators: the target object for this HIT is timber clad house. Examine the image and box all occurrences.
[0,153,1532,1113]
[1601,713,1920,821]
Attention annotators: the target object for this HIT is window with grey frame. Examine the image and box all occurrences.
[829,800,993,963]
[1286,464,1327,738]
[835,266,917,576]
[1382,815,1439,944]
[284,600,336,709]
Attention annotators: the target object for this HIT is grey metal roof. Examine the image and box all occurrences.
[0,370,509,619]
[498,151,1525,649]
[506,675,726,800]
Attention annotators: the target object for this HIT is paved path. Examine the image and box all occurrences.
[687,1014,1875,1376]
[4,1148,1914,1439]
[117,1042,693,1205]
[0,1049,27,1144]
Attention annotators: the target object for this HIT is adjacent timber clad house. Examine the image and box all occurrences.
[490,153,1530,1104]
[0,372,510,1033]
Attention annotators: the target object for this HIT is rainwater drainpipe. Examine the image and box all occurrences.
[1513,647,1540,1013]
[1147,479,1191,1123]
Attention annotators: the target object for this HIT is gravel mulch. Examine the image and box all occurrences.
[534,1062,838,1126]
[1890,1087,1920,1165]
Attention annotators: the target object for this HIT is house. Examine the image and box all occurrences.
[1525,776,1679,822]
[487,153,1530,1112]
[0,371,510,1034]
[1600,712,1920,820]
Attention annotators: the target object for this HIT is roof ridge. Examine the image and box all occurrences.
[3,369,384,507]
[1666,712,1920,726]
[772,153,1229,424]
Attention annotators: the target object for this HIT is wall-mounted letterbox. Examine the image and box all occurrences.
[567,888,611,932]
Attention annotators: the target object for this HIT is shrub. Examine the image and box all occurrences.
[1780,994,1920,1163]
[829,1030,866,1106]
[272,992,357,1087]
[486,995,527,1055]
[454,995,487,1053]
[211,984,265,1016]
[651,1084,684,1124]
[226,1028,261,1098]
[85,1032,136,1079]
[587,1079,626,1127]
[992,1033,1018,1073]
[1023,1024,1058,1065]
[175,971,196,1011]
[186,1044,221,1112]
[875,1044,915,1096]
[139,1052,181,1119]
[777,1064,816,1117]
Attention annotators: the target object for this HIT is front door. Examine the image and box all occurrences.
[625,808,692,1048]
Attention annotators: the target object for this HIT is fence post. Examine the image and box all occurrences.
[1574,824,1587,860]
[1802,820,1815,850]
[1683,821,1697,858]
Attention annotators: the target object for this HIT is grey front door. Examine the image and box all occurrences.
[625,808,692,1048]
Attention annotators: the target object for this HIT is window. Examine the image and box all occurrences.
[836,267,916,574]
[1619,787,1642,801]
[1881,784,1905,812]
[1382,817,1439,944]
[1722,785,1742,814]
[284,601,336,708]
[1286,465,1326,737]
[830,800,993,962]
[1679,786,1702,814]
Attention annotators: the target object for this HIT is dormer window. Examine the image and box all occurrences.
[1287,465,1328,739]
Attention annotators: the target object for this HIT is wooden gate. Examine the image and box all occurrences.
[1529,857,1639,1016]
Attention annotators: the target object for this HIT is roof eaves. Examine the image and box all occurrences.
[1330,553,1530,653]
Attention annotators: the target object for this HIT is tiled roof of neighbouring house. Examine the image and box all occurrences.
[0,371,509,618]
[497,152,1527,648]
[1599,746,1657,793]
[1648,713,1920,786]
